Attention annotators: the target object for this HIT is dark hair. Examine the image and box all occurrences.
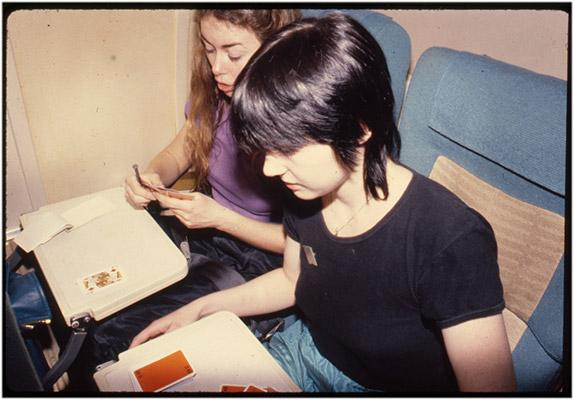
[231,12,400,200]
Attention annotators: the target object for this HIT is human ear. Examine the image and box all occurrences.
[358,121,372,145]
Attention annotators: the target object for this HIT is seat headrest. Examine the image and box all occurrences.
[426,49,566,196]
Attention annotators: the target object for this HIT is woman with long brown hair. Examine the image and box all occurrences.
[127,9,301,253]
[71,10,301,390]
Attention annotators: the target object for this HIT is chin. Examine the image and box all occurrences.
[290,190,320,201]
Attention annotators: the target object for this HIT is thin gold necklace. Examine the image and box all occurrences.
[332,198,370,237]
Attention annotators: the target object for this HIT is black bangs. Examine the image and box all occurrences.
[231,74,312,155]
[231,41,317,154]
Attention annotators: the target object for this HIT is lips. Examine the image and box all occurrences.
[217,82,233,93]
[283,181,300,190]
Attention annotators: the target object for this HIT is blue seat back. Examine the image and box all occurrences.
[399,47,566,392]
[302,9,411,124]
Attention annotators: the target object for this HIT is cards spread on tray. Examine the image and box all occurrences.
[125,343,278,393]
[131,350,196,392]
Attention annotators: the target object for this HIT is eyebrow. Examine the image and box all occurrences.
[200,34,243,50]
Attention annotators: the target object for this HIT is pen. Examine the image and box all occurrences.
[132,164,143,186]
[132,163,151,211]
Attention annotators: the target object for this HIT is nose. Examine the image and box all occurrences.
[263,154,286,177]
[211,52,225,77]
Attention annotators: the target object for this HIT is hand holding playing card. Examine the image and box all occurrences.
[155,191,226,230]
[125,172,163,207]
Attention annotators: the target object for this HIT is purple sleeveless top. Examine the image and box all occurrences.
[185,102,282,223]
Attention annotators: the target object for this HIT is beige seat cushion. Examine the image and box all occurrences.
[429,156,564,350]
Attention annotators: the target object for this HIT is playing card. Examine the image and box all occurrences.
[141,182,195,200]
[220,384,269,393]
[245,385,267,392]
[78,265,125,296]
[131,350,196,392]
[220,384,247,392]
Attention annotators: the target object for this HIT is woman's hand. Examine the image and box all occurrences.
[124,172,163,207]
[156,191,226,229]
[129,302,203,348]
[130,264,299,349]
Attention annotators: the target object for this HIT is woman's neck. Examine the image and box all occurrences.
[322,159,412,237]
[323,161,367,209]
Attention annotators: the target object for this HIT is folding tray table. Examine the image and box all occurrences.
[18,186,188,390]
[94,311,301,393]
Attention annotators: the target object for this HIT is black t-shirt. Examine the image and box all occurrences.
[284,171,505,392]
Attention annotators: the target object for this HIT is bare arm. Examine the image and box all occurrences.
[125,125,191,206]
[156,192,286,253]
[193,238,299,319]
[216,208,286,254]
[130,236,301,348]
[127,120,285,253]
[145,124,192,186]
[442,313,518,392]
[124,122,285,253]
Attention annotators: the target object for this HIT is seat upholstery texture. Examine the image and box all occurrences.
[301,9,411,124]
[399,47,567,392]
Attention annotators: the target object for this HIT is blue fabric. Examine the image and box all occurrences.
[301,9,411,124]
[512,329,562,392]
[4,293,43,392]
[428,51,566,196]
[527,256,564,362]
[399,47,565,215]
[6,265,52,331]
[266,319,378,393]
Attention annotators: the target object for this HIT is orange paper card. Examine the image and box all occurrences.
[245,385,266,392]
[132,350,195,392]
[221,384,247,392]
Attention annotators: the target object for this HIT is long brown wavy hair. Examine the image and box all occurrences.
[185,9,302,190]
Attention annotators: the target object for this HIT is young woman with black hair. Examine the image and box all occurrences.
[131,13,517,393]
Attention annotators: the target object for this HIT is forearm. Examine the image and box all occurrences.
[145,125,191,187]
[194,268,296,319]
[214,207,286,254]
[129,237,301,349]
[145,150,188,187]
